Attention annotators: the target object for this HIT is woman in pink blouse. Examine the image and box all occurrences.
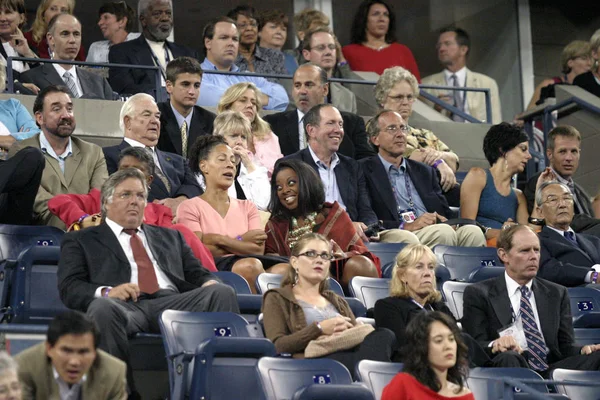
[217,82,283,175]
[177,135,287,292]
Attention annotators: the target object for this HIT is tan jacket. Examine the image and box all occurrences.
[15,342,127,400]
[9,133,108,229]
[330,82,357,114]
[262,285,356,355]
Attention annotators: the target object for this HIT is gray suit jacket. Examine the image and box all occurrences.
[20,63,114,100]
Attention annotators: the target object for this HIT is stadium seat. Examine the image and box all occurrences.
[442,281,471,320]
[467,266,505,283]
[436,265,451,294]
[574,328,600,345]
[567,287,600,328]
[214,271,252,294]
[551,368,600,399]
[365,243,406,278]
[355,360,403,400]
[0,224,64,261]
[433,245,502,280]
[291,384,375,400]
[349,277,390,309]
[159,310,275,400]
[257,357,353,400]
[255,273,344,297]
[467,367,549,400]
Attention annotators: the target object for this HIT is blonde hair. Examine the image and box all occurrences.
[561,40,592,74]
[293,8,329,35]
[30,0,75,43]
[374,66,419,108]
[217,82,271,141]
[212,110,252,139]
[389,244,442,303]
[281,233,330,293]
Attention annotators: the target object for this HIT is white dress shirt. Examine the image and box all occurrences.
[39,132,72,173]
[53,63,83,97]
[54,367,85,400]
[297,109,306,150]
[124,137,166,175]
[505,272,545,343]
[308,144,346,209]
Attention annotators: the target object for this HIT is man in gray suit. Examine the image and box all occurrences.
[21,14,114,100]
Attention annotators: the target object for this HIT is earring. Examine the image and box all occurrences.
[293,269,299,286]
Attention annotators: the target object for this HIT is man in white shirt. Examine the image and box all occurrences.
[463,225,600,373]
[21,14,114,100]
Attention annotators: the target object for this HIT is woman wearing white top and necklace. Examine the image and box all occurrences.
[0,0,38,77]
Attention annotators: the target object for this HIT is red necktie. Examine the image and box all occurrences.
[123,229,160,294]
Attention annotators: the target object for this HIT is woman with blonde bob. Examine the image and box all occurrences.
[217,82,283,175]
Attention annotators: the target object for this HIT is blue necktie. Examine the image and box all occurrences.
[519,286,549,371]
[564,231,579,247]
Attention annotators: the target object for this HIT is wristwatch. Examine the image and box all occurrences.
[528,217,545,226]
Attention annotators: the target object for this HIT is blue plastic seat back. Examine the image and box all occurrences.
[567,287,600,328]
[574,328,600,345]
[0,225,64,261]
[292,384,375,400]
[256,273,344,297]
[355,360,403,400]
[436,265,451,295]
[442,281,471,320]
[434,245,502,280]
[551,368,600,400]
[468,266,505,283]
[257,357,353,400]
[467,367,548,400]
[345,297,367,318]
[349,277,390,309]
[365,243,406,274]
[214,271,252,294]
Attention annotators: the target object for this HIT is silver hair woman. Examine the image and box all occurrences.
[0,351,21,400]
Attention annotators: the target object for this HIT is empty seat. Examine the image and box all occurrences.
[574,328,600,346]
[355,360,403,400]
[214,271,252,294]
[0,224,64,261]
[442,281,471,320]
[365,243,406,278]
[467,367,549,400]
[551,368,600,400]
[468,266,505,283]
[291,384,375,400]
[349,277,390,309]
[433,245,502,281]
[256,273,344,297]
[567,287,600,328]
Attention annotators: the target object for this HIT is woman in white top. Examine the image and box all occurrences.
[0,0,37,75]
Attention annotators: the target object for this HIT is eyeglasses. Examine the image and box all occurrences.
[381,124,409,134]
[297,251,334,261]
[542,195,574,206]
[386,94,415,103]
[310,44,336,52]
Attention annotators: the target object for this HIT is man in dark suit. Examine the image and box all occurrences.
[535,181,600,287]
[463,225,600,373]
[21,14,114,100]
[524,125,600,237]
[103,93,202,216]
[157,57,215,158]
[108,0,199,97]
[360,110,485,247]
[264,64,374,159]
[57,168,238,396]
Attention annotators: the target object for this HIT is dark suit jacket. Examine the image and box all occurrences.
[58,223,215,312]
[360,155,452,229]
[157,101,215,156]
[264,110,375,159]
[284,147,377,225]
[108,35,199,96]
[539,225,600,286]
[462,275,581,364]
[102,140,202,201]
[20,63,114,100]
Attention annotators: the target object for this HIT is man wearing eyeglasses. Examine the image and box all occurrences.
[535,181,600,287]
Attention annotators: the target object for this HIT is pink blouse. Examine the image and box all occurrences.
[253,131,283,176]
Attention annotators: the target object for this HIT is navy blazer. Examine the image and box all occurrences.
[539,225,600,287]
[157,102,215,157]
[359,155,451,229]
[108,35,199,96]
[463,275,581,364]
[102,140,202,201]
[284,148,377,225]
[264,110,375,159]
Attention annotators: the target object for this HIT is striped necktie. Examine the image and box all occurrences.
[63,71,80,98]
[145,147,171,193]
[451,74,464,122]
[180,121,188,158]
[519,286,549,371]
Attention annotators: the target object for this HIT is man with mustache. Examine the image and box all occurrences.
[9,85,108,229]
[108,0,199,98]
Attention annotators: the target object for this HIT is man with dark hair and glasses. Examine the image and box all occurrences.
[535,181,600,287]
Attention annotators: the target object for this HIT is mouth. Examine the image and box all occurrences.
[223,171,234,179]
[329,135,341,143]
[314,266,324,272]
[445,354,455,360]
[284,195,296,204]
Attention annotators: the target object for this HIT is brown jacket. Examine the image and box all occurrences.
[262,285,356,355]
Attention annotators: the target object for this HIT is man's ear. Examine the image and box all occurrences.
[497,247,508,264]
[165,80,174,95]
[322,82,329,97]
[35,111,44,127]
[302,49,311,62]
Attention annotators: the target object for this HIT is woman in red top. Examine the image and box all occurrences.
[382,311,473,400]
[342,0,420,79]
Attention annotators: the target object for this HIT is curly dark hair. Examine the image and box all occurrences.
[268,158,325,219]
[402,311,469,393]
[482,122,529,166]
[350,0,397,45]
[188,135,228,176]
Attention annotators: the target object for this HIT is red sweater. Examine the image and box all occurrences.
[342,42,420,80]
[48,189,217,271]
[382,373,474,400]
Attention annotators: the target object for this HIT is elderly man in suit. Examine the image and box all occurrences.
[157,57,215,158]
[421,27,502,123]
[264,64,374,159]
[108,0,199,98]
[21,14,114,100]
[462,225,600,373]
[57,168,238,397]
[16,311,127,400]
[103,93,202,216]
[535,181,600,287]
[9,85,108,229]
[360,110,485,246]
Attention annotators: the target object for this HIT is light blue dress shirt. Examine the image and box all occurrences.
[39,132,73,173]
[378,154,428,217]
[309,145,346,210]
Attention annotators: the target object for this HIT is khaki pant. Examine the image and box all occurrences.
[379,224,485,247]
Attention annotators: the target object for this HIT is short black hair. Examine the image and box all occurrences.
[268,158,325,219]
[350,0,396,45]
[33,85,71,115]
[482,122,529,166]
[188,135,228,176]
[98,1,136,33]
[202,16,237,53]
[166,56,203,83]
[226,4,256,21]
[118,146,155,176]
[439,26,470,56]
[47,311,100,349]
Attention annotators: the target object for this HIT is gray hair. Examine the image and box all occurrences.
[119,93,156,134]
[0,351,18,376]
[100,168,148,215]
[374,66,419,108]
[535,180,571,207]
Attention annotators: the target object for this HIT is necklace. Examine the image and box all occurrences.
[288,212,317,249]
[365,42,387,51]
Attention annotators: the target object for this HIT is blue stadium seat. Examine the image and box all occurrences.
[455,171,468,184]
[159,310,274,400]
[567,287,600,328]
[551,368,600,399]
[214,271,252,294]
[433,245,502,281]
[355,360,403,400]
[467,266,505,283]
[291,384,375,400]
[348,277,390,309]
[256,273,344,297]
[257,357,353,400]
[345,297,367,318]
[467,367,549,400]
[442,281,471,320]
[365,243,406,278]
[0,224,64,261]
[574,328,600,345]
[436,265,451,294]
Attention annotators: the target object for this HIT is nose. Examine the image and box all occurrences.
[525,150,532,160]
